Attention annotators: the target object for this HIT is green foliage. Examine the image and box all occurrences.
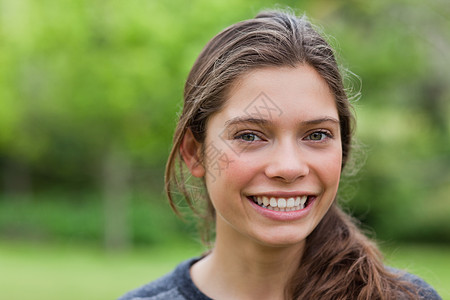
[0,0,449,244]
[0,192,197,245]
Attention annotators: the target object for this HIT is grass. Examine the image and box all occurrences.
[0,239,204,300]
[0,240,448,299]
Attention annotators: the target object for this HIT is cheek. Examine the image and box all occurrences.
[203,122,265,187]
[318,149,342,188]
[203,149,258,216]
[305,144,342,189]
[205,147,257,188]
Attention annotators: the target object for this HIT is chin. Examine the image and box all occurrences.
[251,230,309,249]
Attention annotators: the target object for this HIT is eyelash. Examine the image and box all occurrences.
[304,130,333,141]
[233,130,333,143]
[234,131,264,142]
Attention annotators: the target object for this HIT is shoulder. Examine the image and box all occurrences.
[118,270,180,300]
[118,257,210,300]
[387,267,442,300]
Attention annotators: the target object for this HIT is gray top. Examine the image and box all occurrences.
[118,257,442,300]
[118,257,210,300]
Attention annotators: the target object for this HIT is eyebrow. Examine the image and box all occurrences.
[300,117,340,126]
[224,116,340,127]
[224,116,270,127]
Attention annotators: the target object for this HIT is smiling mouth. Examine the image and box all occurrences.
[249,195,313,212]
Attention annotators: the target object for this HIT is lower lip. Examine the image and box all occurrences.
[247,196,316,221]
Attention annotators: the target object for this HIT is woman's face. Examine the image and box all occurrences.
[202,65,342,248]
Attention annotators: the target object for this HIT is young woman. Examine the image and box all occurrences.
[119,10,441,300]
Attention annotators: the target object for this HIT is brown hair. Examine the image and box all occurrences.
[165,9,418,299]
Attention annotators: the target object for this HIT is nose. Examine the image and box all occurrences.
[264,141,309,183]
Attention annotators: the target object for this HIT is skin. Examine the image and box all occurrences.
[181,65,342,300]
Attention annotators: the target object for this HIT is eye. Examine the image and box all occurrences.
[305,130,332,141]
[234,132,262,142]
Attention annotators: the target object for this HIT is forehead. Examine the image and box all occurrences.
[219,65,338,122]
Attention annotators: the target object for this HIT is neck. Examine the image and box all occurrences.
[191,222,305,300]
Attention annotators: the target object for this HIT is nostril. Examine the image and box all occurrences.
[266,165,309,183]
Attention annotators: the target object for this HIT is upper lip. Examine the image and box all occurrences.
[248,191,315,198]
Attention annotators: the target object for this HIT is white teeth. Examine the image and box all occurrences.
[270,197,277,207]
[287,197,295,208]
[257,197,263,205]
[300,195,307,205]
[253,195,310,212]
[300,196,307,209]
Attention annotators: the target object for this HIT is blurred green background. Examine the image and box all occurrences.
[0,0,449,299]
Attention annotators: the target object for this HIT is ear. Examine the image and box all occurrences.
[180,129,205,178]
